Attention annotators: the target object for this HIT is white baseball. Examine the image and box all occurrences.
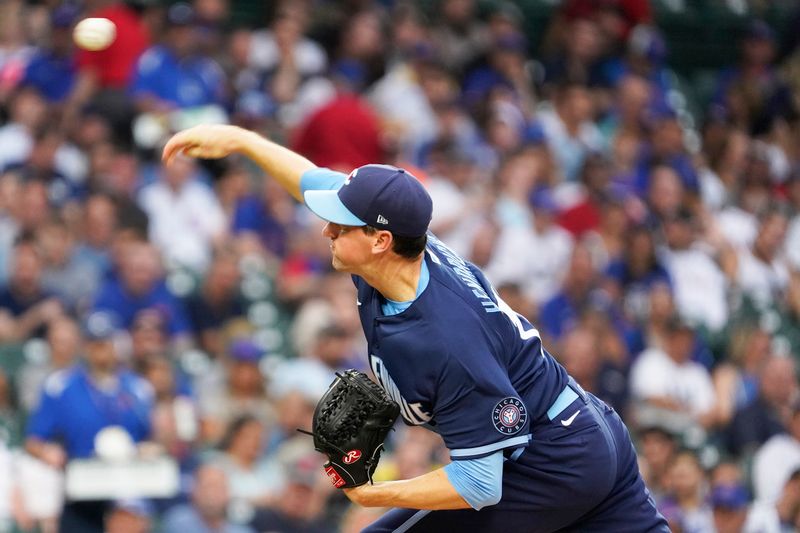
[73,17,117,51]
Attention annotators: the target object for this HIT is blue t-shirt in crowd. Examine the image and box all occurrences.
[130,45,227,108]
[92,278,191,336]
[22,51,76,103]
[27,366,153,458]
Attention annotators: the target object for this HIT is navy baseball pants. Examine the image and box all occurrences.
[364,389,669,532]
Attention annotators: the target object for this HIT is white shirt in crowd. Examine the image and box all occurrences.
[630,347,715,418]
[751,434,800,504]
[138,179,226,273]
[659,246,729,333]
[715,206,759,250]
[369,63,439,156]
[535,105,604,182]
[735,246,789,309]
[745,500,797,533]
[486,223,574,305]
[426,176,485,258]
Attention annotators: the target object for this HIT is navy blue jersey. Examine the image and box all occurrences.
[354,234,569,460]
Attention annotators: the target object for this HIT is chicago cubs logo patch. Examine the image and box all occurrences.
[342,450,362,464]
[492,397,528,435]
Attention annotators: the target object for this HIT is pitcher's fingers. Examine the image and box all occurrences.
[162,134,190,164]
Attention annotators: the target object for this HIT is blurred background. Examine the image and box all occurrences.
[1,0,800,531]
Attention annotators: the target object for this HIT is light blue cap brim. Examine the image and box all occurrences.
[303,189,367,226]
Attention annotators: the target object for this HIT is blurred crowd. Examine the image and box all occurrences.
[1,0,800,531]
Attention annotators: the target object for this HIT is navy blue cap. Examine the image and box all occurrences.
[304,164,433,238]
[229,339,262,363]
[528,186,559,213]
[51,4,80,28]
[710,484,749,509]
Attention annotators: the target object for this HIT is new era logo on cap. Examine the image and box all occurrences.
[304,164,432,237]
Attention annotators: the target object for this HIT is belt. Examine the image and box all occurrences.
[546,377,587,421]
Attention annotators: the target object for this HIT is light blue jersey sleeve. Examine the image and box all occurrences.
[443,450,503,510]
[300,168,347,197]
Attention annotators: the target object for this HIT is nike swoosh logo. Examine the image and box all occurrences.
[357,300,362,306]
[561,410,580,426]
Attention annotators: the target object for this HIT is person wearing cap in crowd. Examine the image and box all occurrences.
[249,450,333,533]
[196,338,274,445]
[712,19,794,136]
[129,2,227,116]
[161,463,254,533]
[19,4,79,104]
[24,311,154,533]
[162,123,668,532]
[710,482,750,533]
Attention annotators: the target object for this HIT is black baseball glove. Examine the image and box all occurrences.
[299,370,400,488]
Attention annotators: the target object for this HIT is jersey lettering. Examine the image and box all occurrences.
[494,288,542,342]
[428,236,500,313]
[370,355,432,425]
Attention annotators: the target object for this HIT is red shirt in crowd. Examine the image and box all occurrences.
[292,94,384,171]
[75,2,150,88]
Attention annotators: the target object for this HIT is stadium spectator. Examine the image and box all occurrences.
[487,186,573,306]
[161,463,254,533]
[61,0,151,144]
[710,482,750,533]
[661,450,714,533]
[430,0,489,76]
[138,153,226,273]
[196,339,274,445]
[658,208,730,334]
[751,401,800,504]
[20,4,78,105]
[213,415,278,507]
[538,241,608,341]
[184,249,246,355]
[91,240,191,339]
[248,449,333,533]
[604,224,671,326]
[243,1,328,118]
[727,356,798,457]
[637,425,678,503]
[713,20,793,136]
[291,59,384,171]
[0,236,64,341]
[25,312,154,532]
[17,315,81,412]
[734,210,790,309]
[745,468,800,532]
[130,3,227,116]
[37,216,103,312]
[536,80,604,182]
[629,316,716,432]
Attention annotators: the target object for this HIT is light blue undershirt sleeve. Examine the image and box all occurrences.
[443,451,504,510]
[300,168,347,198]
[381,260,430,315]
